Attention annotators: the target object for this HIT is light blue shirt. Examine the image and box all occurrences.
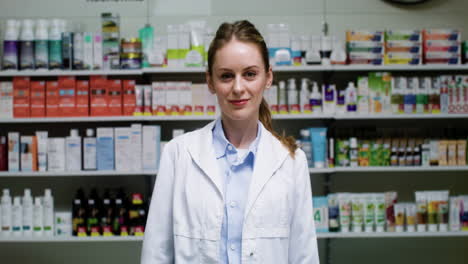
[212,118,261,264]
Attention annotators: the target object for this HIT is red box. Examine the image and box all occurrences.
[108,79,122,116]
[90,76,108,116]
[30,81,46,117]
[46,81,60,117]
[13,77,30,118]
[76,80,89,116]
[122,80,136,116]
[58,76,76,117]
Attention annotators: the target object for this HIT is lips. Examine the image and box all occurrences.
[229,99,249,106]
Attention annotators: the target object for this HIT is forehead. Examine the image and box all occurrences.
[213,39,265,70]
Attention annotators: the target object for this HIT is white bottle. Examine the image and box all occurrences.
[300,129,312,164]
[35,19,49,70]
[345,82,358,114]
[33,197,43,237]
[66,129,82,171]
[48,19,63,70]
[278,80,288,114]
[335,89,346,115]
[287,78,299,114]
[3,19,20,70]
[12,197,23,237]
[1,189,12,237]
[310,82,322,115]
[322,84,336,115]
[19,19,35,70]
[330,36,347,65]
[22,189,33,236]
[43,189,54,237]
[300,78,312,113]
[84,129,97,171]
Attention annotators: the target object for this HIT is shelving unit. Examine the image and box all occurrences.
[317,231,468,239]
[311,166,468,174]
[0,171,157,177]
[0,236,144,243]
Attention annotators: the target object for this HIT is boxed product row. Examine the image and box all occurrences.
[0,77,218,119]
[297,127,468,168]
[0,188,54,237]
[313,190,468,233]
[0,125,161,172]
[71,188,147,237]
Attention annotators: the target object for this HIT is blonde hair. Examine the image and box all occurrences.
[207,20,298,157]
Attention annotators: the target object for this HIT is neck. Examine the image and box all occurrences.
[221,115,258,149]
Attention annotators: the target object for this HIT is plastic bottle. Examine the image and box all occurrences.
[139,24,154,68]
[300,78,312,113]
[19,19,35,70]
[48,19,63,69]
[349,138,358,167]
[310,82,322,115]
[113,188,128,236]
[87,188,101,236]
[35,19,49,70]
[278,80,288,114]
[3,19,20,70]
[300,129,312,164]
[336,89,346,115]
[61,19,73,70]
[320,35,332,66]
[101,189,114,236]
[84,129,97,171]
[33,197,43,237]
[330,36,346,65]
[43,189,54,236]
[12,197,23,237]
[287,78,299,114]
[66,129,82,171]
[129,193,146,236]
[72,188,86,236]
[322,84,336,115]
[1,189,12,236]
[22,189,33,236]
[291,35,302,66]
[345,82,358,114]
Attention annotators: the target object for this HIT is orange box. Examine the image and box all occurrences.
[13,77,31,118]
[30,81,46,117]
[90,76,108,116]
[122,80,136,116]
[46,81,60,117]
[76,80,89,116]
[107,79,122,116]
[58,76,76,117]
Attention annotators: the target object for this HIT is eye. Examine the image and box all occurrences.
[220,73,234,81]
[244,71,257,79]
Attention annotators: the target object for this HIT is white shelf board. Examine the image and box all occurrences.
[0,115,219,123]
[0,236,144,243]
[332,64,468,71]
[309,168,335,174]
[0,69,142,77]
[317,231,468,239]
[0,170,157,177]
[335,113,468,120]
[272,114,333,120]
[309,166,468,174]
[143,67,206,73]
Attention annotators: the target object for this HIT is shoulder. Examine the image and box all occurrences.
[161,123,213,157]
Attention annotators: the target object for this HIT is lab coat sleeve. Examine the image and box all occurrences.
[288,150,320,264]
[141,141,176,264]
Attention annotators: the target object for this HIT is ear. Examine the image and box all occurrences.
[265,66,273,90]
[206,71,216,94]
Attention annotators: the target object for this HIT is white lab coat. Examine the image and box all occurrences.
[141,121,319,264]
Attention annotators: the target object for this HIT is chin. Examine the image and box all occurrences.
[224,109,257,122]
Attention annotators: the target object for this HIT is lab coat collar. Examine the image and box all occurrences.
[187,119,290,215]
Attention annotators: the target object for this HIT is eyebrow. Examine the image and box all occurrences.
[216,65,261,72]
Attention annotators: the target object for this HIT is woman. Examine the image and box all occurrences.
[141,20,319,264]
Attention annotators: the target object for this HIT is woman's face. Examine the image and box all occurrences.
[207,39,273,122]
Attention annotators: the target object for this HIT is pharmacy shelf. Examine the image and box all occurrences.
[309,166,468,174]
[332,64,468,71]
[317,231,468,239]
[0,69,142,77]
[335,114,468,120]
[0,236,144,243]
[0,170,157,177]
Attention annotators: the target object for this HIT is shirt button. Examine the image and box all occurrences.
[230,201,237,208]
[227,145,233,151]
[230,244,236,250]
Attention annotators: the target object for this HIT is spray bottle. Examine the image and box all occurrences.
[300,78,312,113]
[278,80,288,114]
[1,189,12,236]
[43,189,54,237]
[12,197,23,237]
[48,19,63,69]
[336,88,346,115]
[33,197,43,237]
[345,82,358,114]
[22,189,33,236]
[287,78,300,114]
[310,82,322,115]
[20,19,35,70]
[35,19,49,70]
[3,19,20,70]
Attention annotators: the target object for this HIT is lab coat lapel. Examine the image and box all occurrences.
[187,121,224,199]
[244,126,289,219]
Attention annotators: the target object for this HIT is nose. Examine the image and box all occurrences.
[232,75,245,95]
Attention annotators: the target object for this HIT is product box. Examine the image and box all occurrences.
[384,53,421,65]
[166,82,179,115]
[423,29,461,41]
[122,80,136,116]
[424,40,460,53]
[142,125,161,171]
[192,84,205,115]
[97,127,114,170]
[143,85,152,116]
[58,76,76,117]
[114,127,132,172]
[93,33,103,70]
[312,196,329,233]
[424,52,460,64]
[48,137,66,171]
[73,32,84,70]
[357,77,370,114]
[0,82,13,118]
[205,85,217,115]
[0,136,7,171]
[30,81,46,117]
[101,13,120,70]
[385,30,421,41]
[83,32,93,70]
[385,41,422,53]
[13,77,31,118]
[107,79,122,116]
[130,124,142,171]
[348,52,383,65]
[90,76,108,116]
[346,30,384,42]
[368,72,392,114]
[179,82,192,115]
[46,81,60,117]
[152,82,166,115]
[7,132,20,172]
[178,26,190,67]
[166,25,179,67]
[347,41,384,53]
[55,211,72,237]
[20,136,37,171]
[76,80,89,116]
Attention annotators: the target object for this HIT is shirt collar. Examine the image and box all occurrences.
[212,117,262,159]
